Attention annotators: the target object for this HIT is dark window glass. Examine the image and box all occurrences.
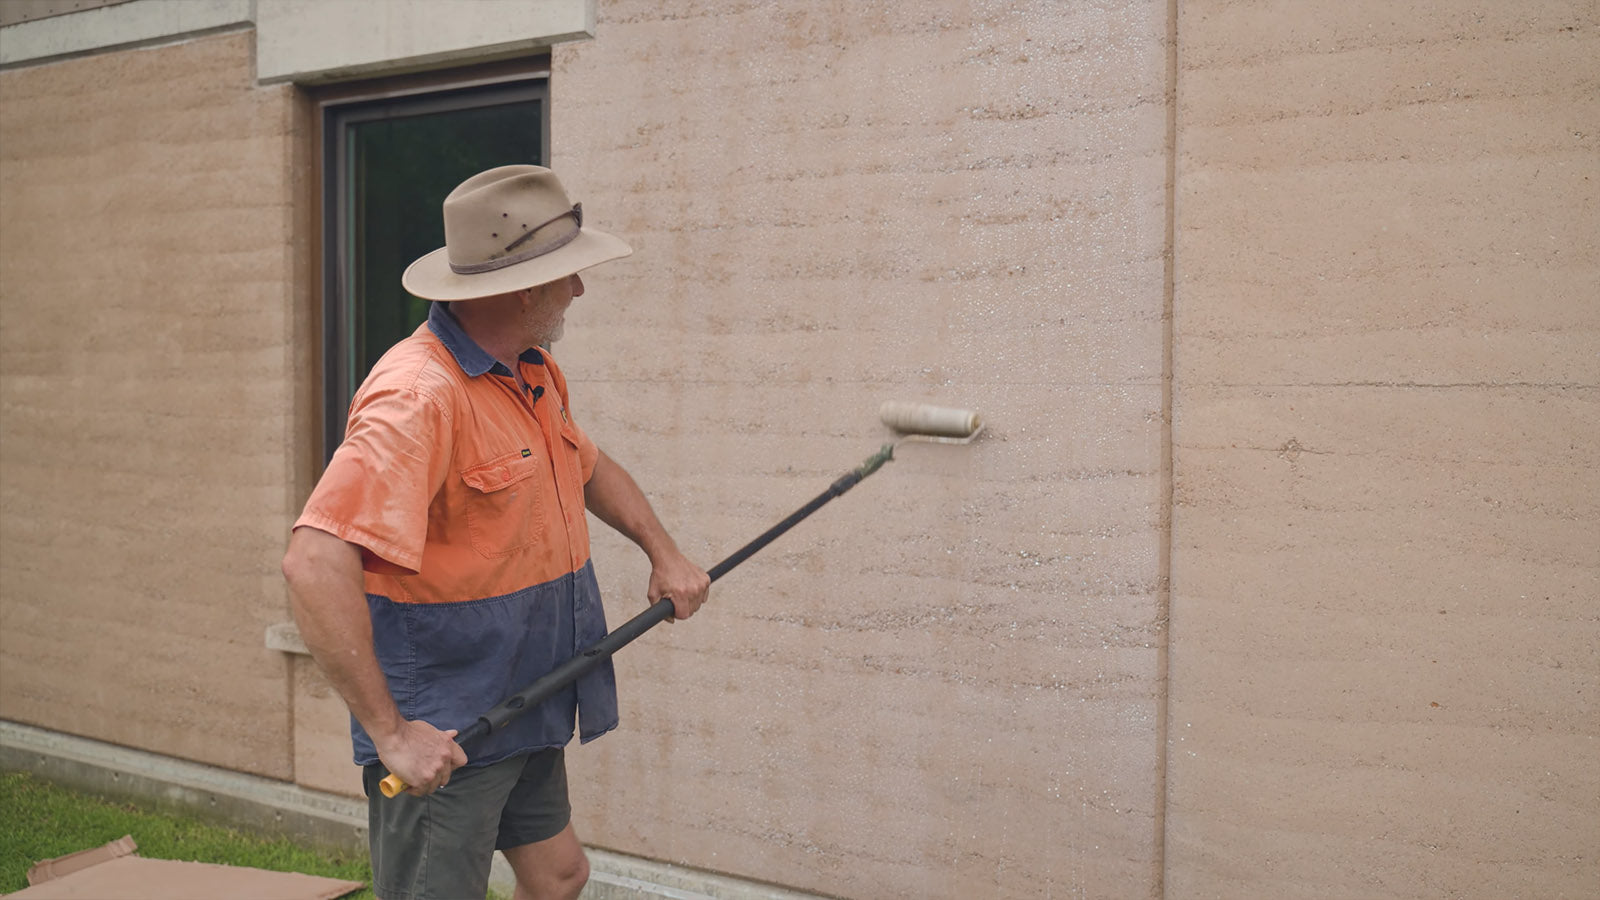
[322,81,547,457]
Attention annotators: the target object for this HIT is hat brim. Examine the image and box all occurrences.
[401,227,633,301]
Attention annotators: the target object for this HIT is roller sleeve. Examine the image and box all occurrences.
[878,401,981,438]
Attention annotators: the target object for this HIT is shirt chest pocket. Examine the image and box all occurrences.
[460,450,547,558]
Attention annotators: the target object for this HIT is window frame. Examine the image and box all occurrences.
[311,59,551,462]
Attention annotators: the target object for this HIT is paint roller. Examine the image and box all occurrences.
[379,401,983,797]
[878,401,983,443]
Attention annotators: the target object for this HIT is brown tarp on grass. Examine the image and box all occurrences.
[9,835,363,899]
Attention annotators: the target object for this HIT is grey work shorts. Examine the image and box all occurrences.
[362,748,570,900]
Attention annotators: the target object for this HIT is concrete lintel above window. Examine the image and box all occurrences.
[0,0,594,83]
[254,0,595,85]
[0,0,252,68]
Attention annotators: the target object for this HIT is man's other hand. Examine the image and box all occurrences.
[375,719,468,797]
[649,549,711,621]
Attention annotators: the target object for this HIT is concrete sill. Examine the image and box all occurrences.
[265,623,309,656]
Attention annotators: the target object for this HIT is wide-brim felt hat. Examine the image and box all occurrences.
[402,165,632,301]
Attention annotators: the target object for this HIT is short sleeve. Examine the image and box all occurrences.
[293,385,452,575]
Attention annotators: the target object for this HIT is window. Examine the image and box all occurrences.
[319,69,549,456]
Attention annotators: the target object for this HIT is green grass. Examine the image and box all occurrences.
[0,770,374,898]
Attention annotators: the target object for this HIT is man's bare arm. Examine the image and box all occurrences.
[281,526,465,794]
[584,450,711,620]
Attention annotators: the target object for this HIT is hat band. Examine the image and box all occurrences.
[449,203,583,276]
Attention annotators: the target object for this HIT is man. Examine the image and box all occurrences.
[282,165,710,900]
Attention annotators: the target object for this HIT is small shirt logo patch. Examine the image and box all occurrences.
[520,449,532,458]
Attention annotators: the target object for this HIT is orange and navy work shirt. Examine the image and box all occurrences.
[294,302,617,767]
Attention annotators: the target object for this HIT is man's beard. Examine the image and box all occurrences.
[526,309,565,345]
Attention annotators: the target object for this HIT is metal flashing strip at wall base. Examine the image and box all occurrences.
[0,720,827,900]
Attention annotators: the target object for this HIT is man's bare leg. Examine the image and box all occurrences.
[504,823,590,900]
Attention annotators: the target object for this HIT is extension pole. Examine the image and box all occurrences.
[379,443,896,797]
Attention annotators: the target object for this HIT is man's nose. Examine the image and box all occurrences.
[571,274,585,297]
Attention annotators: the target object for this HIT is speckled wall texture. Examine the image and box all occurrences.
[551,3,1168,898]
[0,31,314,779]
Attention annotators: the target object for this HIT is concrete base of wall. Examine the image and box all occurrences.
[0,719,368,851]
[0,720,825,900]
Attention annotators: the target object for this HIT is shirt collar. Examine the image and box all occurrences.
[426,301,544,377]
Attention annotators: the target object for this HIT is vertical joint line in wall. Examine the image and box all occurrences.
[1156,0,1178,895]
[285,648,298,782]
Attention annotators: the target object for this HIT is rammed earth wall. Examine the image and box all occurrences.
[0,3,1594,898]
[0,29,314,780]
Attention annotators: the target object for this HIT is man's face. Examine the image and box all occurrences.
[524,273,584,344]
